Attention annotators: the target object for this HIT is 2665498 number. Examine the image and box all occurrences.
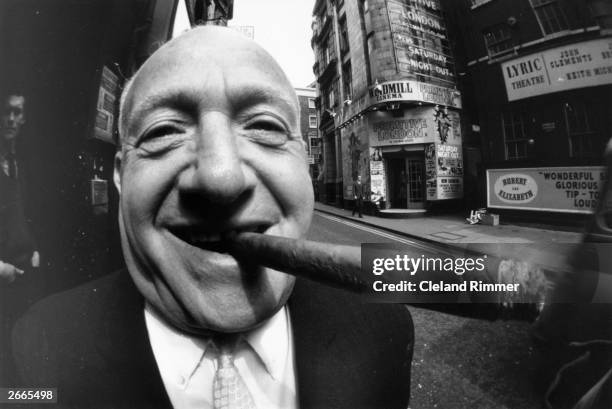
[0,388,57,403]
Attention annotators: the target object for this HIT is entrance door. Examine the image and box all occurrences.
[406,157,425,209]
[386,157,407,208]
[385,155,425,209]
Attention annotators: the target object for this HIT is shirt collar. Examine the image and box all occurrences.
[144,304,212,383]
[244,306,291,381]
[144,303,290,382]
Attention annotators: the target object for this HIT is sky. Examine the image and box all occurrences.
[231,0,316,88]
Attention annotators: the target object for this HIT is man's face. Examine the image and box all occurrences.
[115,27,313,334]
[1,95,25,142]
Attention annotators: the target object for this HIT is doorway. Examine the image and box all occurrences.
[385,155,425,209]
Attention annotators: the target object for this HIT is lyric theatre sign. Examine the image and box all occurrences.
[501,38,612,101]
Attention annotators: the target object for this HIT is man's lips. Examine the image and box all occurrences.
[169,223,271,253]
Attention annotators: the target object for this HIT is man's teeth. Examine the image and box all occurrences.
[188,228,263,245]
[190,233,222,244]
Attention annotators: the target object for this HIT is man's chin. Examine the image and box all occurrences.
[142,265,295,336]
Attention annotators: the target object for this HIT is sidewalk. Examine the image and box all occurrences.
[314,202,584,245]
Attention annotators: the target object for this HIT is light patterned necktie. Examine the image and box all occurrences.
[212,337,257,409]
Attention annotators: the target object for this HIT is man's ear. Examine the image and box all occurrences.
[113,151,122,194]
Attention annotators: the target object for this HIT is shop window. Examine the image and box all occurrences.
[564,101,598,158]
[309,115,318,128]
[308,98,316,109]
[530,0,569,35]
[483,24,514,58]
[502,111,532,160]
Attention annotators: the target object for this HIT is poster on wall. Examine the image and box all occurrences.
[342,125,369,200]
[386,0,456,83]
[487,167,607,213]
[93,66,119,143]
[436,177,463,199]
[425,143,437,200]
[425,142,464,200]
[369,147,386,201]
[435,143,463,177]
[370,106,461,147]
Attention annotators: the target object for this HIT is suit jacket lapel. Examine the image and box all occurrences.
[95,271,172,408]
[290,278,367,409]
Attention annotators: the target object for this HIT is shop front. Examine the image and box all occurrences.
[342,100,463,211]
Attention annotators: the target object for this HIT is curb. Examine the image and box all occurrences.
[314,206,446,247]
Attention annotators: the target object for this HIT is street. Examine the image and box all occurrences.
[307,211,542,409]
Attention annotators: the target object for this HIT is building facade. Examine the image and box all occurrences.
[312,0,463,211]
[295,87,322,194]
[446,0,612,216]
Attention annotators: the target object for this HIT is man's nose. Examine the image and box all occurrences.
[178,114,248,204]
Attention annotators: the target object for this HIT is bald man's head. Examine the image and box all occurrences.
[114,26,313,335]
[118,26,298,145]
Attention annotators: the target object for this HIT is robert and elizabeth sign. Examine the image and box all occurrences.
[487,167,606,214]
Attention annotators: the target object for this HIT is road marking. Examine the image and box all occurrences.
[315,211,430,249]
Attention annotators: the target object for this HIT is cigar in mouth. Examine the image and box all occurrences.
[227,232,369,292]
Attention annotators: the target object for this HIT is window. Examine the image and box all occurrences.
[564,101,598,158]
[310,137,321,149]
[308,98,316,109]
[470,0,493,8]
[323,84,335,109]
[339,16,349,54]
[502,110,532,160]
[342,62,352,101]
[328,87,335,108]
[309,115,318,128]
[483,24,514,57]
[530,0,569,35]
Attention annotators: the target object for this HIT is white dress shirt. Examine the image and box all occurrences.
[144,304,298,409]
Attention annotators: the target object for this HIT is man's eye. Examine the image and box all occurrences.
[142,125,182,140]
[136,124,186,155]
[245,120,289,146]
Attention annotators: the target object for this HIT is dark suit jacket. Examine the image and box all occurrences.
[12,270,414,409]
[353,182,364,199]
[1,169,36,385]
[0,169,34,269]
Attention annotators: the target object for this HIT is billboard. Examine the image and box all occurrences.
[368,80,462,108]
[425,143,464,200]
[487,167,607,213]
[501,38,612,101]
[369,106,461,147]
[386,0,456,83]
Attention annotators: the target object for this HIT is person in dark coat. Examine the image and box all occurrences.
[12,27,413,409]
[352,175,365,218]
[0,93,39,385]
